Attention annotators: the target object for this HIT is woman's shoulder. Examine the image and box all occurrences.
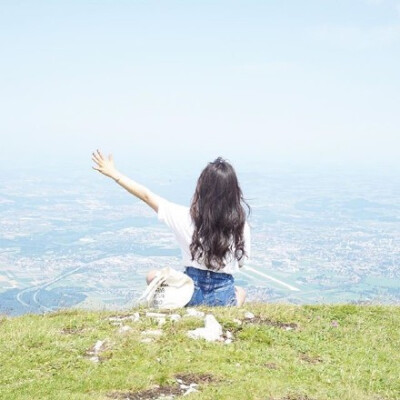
[157,197,192,231]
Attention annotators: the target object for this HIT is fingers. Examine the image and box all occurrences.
[92,151,101,162]
[96,149,104,160]
[92,155,101,166]
[92,150,111,173]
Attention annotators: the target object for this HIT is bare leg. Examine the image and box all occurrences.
[235,286,246,307]
[146,269,158,285]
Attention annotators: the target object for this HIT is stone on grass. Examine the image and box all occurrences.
[285,326,294,331]
[146,312,167,318]
[118,325,133,334]
[140,337,154,343]
[183,386,199,396]
[141,329,163,337]
[87,339,109,363]
[244,311,255,319]
[179,382,200,396]
[187,314,223,342]
[93,340,105,353]
[185,308,205,318]
[170,314,182,322]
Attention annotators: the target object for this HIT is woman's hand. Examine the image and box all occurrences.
[92,149,161,212]
[92,149,120,180]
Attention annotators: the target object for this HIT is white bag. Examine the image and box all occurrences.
[138,267,194,310]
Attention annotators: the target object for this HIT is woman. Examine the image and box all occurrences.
[92,150,250,306]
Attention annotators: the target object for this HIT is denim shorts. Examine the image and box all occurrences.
[184,266,237,307]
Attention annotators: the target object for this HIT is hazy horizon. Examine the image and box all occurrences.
[1,1,400,171]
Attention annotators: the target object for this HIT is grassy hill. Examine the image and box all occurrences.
[1,303,399,400]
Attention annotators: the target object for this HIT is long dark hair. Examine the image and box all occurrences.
[189,157,250,271]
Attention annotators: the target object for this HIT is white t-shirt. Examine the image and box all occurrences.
[157,197,250,274]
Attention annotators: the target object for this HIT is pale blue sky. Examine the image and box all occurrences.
[1,0,399,171]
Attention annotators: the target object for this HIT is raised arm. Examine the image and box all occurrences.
[91,149,160,213]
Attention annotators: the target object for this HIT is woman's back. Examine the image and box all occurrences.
[157,157,251,307]
[157,197,250,274]
[92,150,249,306]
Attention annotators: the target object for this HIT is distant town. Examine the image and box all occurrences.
[1,168,399,315]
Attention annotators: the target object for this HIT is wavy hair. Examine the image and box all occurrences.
[189,157,250,271]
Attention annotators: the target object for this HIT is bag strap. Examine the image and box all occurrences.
[137,270,168,305]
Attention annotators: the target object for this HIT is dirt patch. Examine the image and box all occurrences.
[271,395,316,400]
[264,362,279,370]
[108,385,181,400]
[299,353,323,364]
[174,372,217,384]
[108,373,218,399]
[248,316,298,330]
[60,327,85,334]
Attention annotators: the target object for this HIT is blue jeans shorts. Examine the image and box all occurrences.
[184,266,237,307]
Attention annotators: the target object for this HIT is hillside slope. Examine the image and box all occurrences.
[1,304,399,400]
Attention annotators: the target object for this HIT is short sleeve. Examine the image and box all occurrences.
[157,197,192,245]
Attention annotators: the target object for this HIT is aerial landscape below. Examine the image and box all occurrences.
[0,166,399,316]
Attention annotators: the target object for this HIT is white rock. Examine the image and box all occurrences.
[225,339,233,344]
[131,312,140,322]
[158,318,166,326]
[233,318,242,325]
[285,326,294,331]
[141,329,163,337]
[118,325,133,334]
[180,384,190,389]
[93,340,105,353]
[187,328,207,341]
[185,308,205,318]
[205,314,223,333]
[140,338,153,343]
[183,387,199,396]
[146,312,167,318]
[170,314,182,322]
[244,311,255,319]
[187,314,223,342]
[225,331,233,339]
[87,339,109,363]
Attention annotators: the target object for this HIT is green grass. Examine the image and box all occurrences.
[1,304,399,400]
